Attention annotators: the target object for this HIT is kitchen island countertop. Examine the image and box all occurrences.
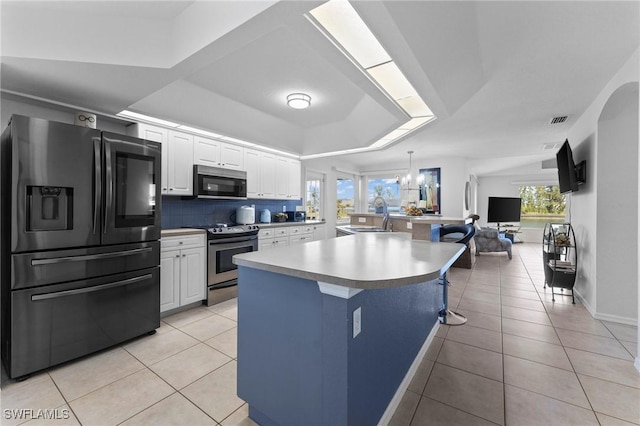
[233,232,464,289]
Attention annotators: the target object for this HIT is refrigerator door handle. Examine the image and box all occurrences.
[104,140,112,233]
[30,274,153,301]
[31,247,153,266]
[93,138,102,235]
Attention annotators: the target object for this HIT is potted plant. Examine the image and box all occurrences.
[555,233,571,246]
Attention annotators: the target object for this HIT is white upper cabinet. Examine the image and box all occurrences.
[287,159,301,199]
[275,157,301,200]
[167,131,194,195]
[194,137,244,170]
[129,122,299,200]
[245,148,276,199]
[220,142,244,170]
[128,124,193,196]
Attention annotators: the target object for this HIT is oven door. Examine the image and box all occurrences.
[102,133,162,245]
[208,237,257,286]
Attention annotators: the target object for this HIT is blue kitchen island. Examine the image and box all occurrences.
[233,233,464,426]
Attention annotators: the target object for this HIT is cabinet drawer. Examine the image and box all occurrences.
[290,235,312,245]
[259,229,274,238]
[272,237,289,246]
[161,234,205,251]
[274,227,290,236]
[302,225,314,234]
[289,226,302,235]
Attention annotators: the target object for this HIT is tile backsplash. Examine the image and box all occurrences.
[161,196,301,229]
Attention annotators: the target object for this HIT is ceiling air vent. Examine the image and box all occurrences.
[548,116,568,125]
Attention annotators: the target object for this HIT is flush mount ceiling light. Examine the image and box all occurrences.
[287,93,311,109]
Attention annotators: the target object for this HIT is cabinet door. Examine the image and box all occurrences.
[160,250,181,312]
[313,224,326,241]
[194,136,221,168]
[180,247,206,305]
[245,149,261,198]
[167,131,194,195]
[258,238,274,251]
[275,157,289,199]
[288,159,301,199]
[260,153,276,198]
[220,142,244,170]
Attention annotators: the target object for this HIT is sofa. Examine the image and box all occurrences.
[474,228,513,259]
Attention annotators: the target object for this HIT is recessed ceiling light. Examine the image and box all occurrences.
[287,93,311,109]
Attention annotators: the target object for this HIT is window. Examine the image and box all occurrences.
[337,175,357,222]
[518,185,566,228]
[305,172,323,221]
[367,176,401,212]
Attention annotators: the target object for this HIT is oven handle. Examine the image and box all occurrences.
[31,274,152,301]
[208,235,258,245]
[31,247,153,266]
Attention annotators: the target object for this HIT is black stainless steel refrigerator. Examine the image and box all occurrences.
[0,115,162,379]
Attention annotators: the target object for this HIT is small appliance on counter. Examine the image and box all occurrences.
[260,209,271,223]
[235,205,255,225]
[285,211,306,222]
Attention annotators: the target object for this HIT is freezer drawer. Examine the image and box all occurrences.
[11,241,159,290]
[4,267,160,379]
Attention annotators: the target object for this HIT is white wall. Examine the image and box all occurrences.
[566,48,639,328]
[595,83,638,324]
[476,176,520,228]
[1,93,128,134]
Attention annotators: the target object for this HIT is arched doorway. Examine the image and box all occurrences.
[595,81,639,369]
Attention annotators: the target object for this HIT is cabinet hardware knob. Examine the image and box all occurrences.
[182,254,186,257]
[179,241,183,244]
[175,255,180,258]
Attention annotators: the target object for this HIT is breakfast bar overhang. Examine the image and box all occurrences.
[233,233,465,426]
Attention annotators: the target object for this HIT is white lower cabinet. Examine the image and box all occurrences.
[160,234,206,313]
[313,223,326,240]
[258,223,326,248]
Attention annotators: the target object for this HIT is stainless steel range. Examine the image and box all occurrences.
[200,224,259,306]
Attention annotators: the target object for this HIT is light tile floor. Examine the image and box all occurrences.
[390,243,639,426]
[1,299,255,426]
[1,243,638,425]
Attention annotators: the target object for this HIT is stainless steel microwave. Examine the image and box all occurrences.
[194,165,247,199]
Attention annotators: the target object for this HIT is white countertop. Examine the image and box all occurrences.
[233,232,465,289]
[254,220,325,228]
[161,228,207,237]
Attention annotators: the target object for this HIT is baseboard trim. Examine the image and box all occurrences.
[574,289,638,326]
[592,312,638,326]
[573,289,596,317]
[377,319,439,426]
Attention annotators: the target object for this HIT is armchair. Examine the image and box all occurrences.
[474,228,513,259]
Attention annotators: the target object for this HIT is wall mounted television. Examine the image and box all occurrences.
[487,197,522,223]
[556,139,587,194]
